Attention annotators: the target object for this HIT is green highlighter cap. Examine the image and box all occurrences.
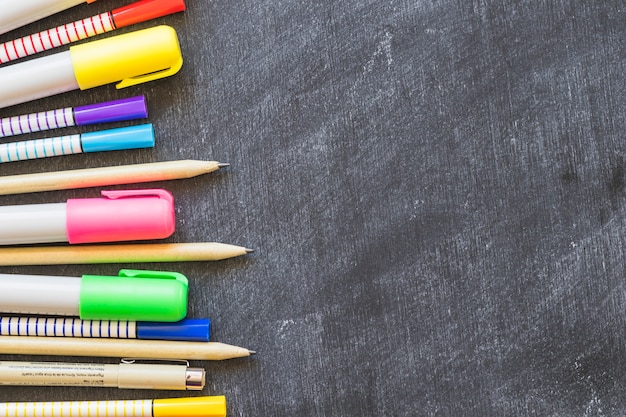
[79,269,188,322]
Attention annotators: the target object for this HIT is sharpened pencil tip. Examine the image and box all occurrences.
[245,248,255,254]
[217,163,230,168]
[249,350,257,355]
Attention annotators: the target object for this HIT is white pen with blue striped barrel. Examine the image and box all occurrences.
[0,96,148,138]
[0,317,211,342]
[0,123,153,163]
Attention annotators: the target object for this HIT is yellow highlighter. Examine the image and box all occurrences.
[0,25,183,109]
[0,396,227,417]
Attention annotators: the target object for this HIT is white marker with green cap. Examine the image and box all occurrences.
[0,269,188,322]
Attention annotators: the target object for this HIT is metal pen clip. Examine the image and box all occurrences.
[120,358,190,366]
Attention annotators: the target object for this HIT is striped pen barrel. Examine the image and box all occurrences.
[0,107,74,137]
[0,317,211,341]
[0,133,83,162]
[0,0,185,64]
[0,13,113,63]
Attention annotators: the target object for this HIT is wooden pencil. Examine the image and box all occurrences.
[0,336,255,360]
[0,160,228,195]
[0,242,254,265]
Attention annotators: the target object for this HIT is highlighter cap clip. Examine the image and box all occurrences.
[70,25,183,90]
[79,269,188,321]
[66,189,175,244]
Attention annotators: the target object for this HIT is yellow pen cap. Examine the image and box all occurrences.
[153,396,227,417]
[69,25,183,90]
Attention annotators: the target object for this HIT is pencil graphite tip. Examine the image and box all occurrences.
[249,350,257,355]
[245,248,255,254]
[217,162,230,168]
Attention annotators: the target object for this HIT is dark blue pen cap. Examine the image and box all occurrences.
[74,96,148,126]
[136,318,211,342]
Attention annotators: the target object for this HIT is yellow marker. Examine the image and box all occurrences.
[0,25,183,109]
[0,396,226,417]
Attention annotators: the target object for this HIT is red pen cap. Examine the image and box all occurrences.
[112,0,186,29]
[66,189,176,244]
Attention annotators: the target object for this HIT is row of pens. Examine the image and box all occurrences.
[0,0,245,416]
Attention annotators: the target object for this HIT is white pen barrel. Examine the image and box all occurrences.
[0,51,79,109]
[0,108,75,138]
[0,362,119,387]
[0,317,137,338]
[0,134,83,163]
[0,203,68,244]
[0,13,115,64]
[0,400,153,417]
[0,274,80,316]
[0,0,88,35]
[0,362,195,390]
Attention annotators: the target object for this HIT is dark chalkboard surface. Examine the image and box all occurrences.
[0,1,624,415]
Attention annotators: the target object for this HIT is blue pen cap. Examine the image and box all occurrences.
[136,318,211,342]
[81,124,155,153]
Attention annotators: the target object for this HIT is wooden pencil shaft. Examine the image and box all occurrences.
[0,242,249,265]
[0,336,252,360]
[0,160,222,195]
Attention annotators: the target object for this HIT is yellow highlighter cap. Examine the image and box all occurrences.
[69,25,183,90]
[153,396,226,417]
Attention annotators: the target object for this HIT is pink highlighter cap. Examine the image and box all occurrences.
[66,189,175,244]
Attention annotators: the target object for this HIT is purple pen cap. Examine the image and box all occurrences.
[136,318,211,342]
[73,95,148,126]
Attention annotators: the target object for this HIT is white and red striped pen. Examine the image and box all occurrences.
[0,0,185,65]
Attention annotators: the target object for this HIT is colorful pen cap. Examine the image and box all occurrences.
[112,0,186,29]
[74,96,148,125]
[66,189,175,244]
[81,124,154,153]
[80,269,188,321]
[70,25,182,90]
[137,318,211,342]
[153,396,226,417]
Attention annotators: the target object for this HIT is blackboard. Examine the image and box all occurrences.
[0,1,624,415]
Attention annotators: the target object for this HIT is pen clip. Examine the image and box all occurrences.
[118,269,189,286]
[116,62,183,89]
[101,189,174,203]
[121,358,190,366]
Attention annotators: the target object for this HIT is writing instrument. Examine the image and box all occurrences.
[0,336,255,361]
[0,96,148,138]
[0,25,182,109]
[0,0,185,64]
[0,360,205,390]
[0,396,226,417]
[0,0,97,36]
[0,242,253,265]
[0,317,211,342]
[0,189,175,245]
[0,269,188,321]
[0,160,227,195]
[0,123,154,163]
